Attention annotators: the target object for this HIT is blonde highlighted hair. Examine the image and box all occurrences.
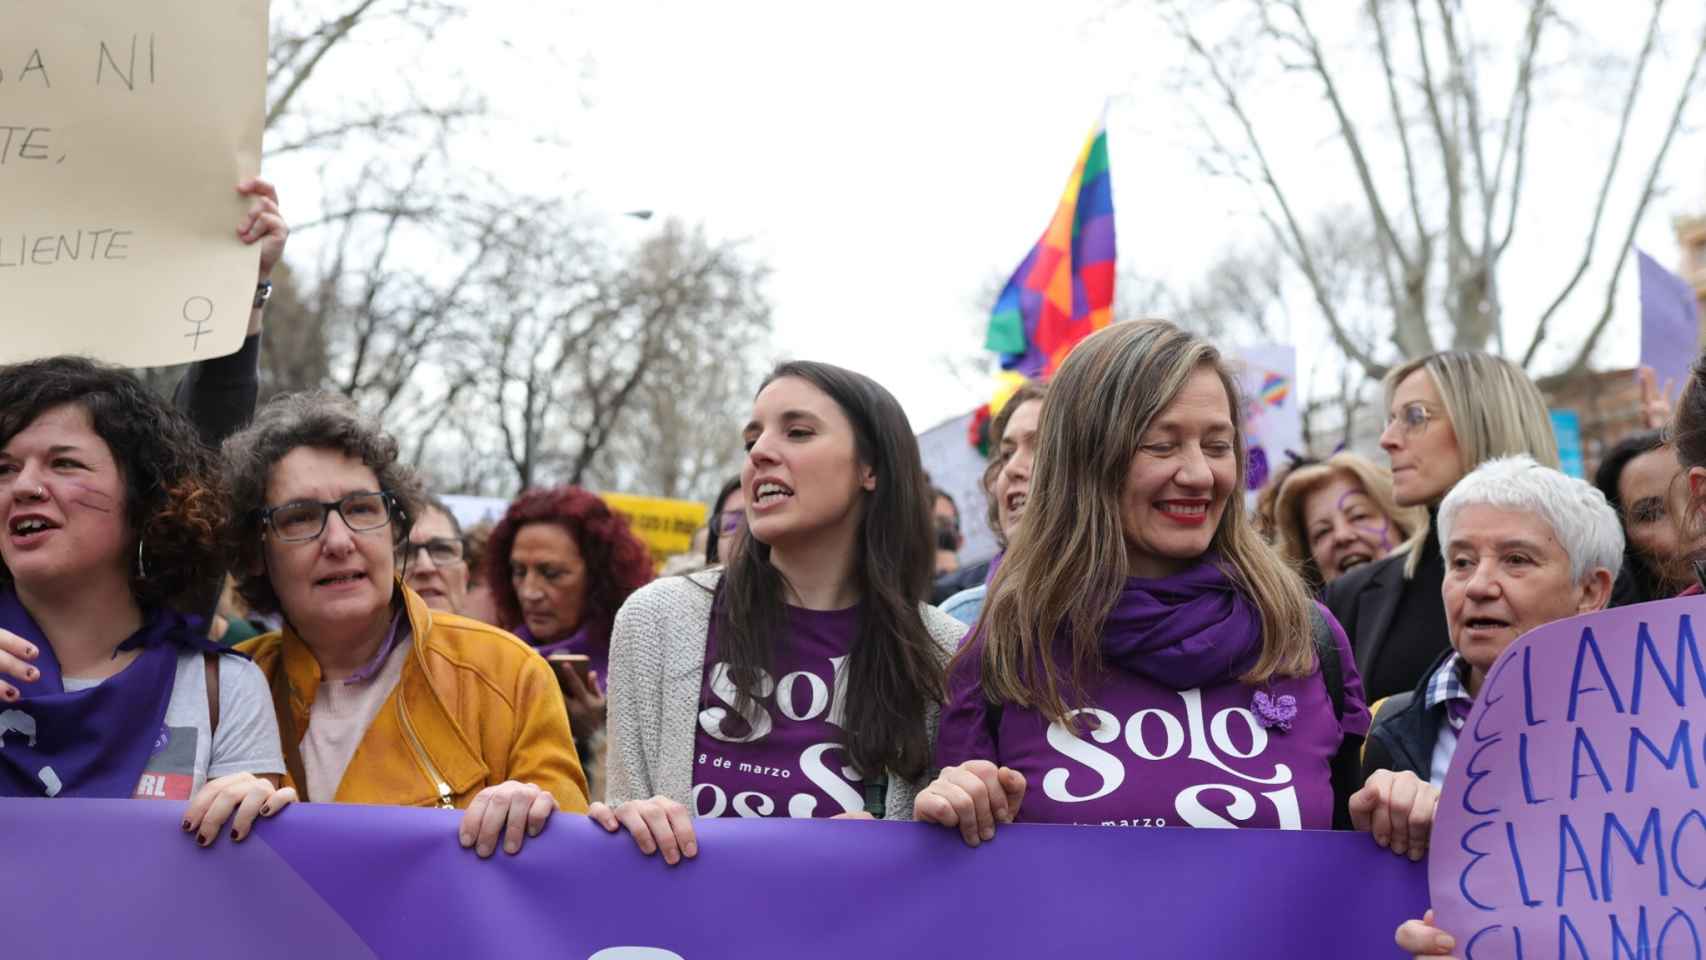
[974,321,1319,725]
[1384,351,1558,576]
[1273,452,1426,590]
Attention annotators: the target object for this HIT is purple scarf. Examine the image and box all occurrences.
[1098,560,1263,690]
[0,589,223,799]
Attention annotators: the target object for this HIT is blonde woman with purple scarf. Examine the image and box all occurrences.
[917,321,1435,858]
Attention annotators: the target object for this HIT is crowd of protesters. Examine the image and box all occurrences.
[4,180,1705,957]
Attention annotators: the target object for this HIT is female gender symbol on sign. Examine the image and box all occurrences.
[182,296,214,350]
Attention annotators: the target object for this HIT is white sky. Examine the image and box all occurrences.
[281,0,1706,435]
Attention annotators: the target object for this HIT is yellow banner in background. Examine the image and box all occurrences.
[598,492,707,570]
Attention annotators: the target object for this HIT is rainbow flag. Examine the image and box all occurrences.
[986,119,1116,376]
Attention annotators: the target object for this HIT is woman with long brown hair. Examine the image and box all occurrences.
[590,361,965,863]
[917,321,1429,850]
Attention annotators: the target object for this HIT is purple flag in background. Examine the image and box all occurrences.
[1431,594,1706,958]
[1638,250,1701,401]
[2,799,1426,958]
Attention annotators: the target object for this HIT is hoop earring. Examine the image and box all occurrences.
[135,537,148,580]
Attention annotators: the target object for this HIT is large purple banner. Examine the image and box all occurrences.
[1,799,1425,957]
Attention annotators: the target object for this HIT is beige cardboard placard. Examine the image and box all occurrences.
[0,2,268,366]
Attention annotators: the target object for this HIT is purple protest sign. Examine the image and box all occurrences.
[1431,595,1706,958]
[1,798,1426,958]
[1639,250,1702,403]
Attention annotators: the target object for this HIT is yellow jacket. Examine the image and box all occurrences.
[239,584,589,812]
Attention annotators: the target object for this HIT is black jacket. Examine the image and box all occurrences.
[173,333,261,618]
[1358,650,1453,782]
[1322,522,1449,703]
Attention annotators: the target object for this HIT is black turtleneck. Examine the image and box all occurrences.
[1362,511,1450,703]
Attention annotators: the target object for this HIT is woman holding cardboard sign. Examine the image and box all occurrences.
[1394,354,1700,958]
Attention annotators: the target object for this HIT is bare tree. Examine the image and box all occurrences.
[478,217,772,493]
[265,0,480,162]
[1159,0,1706,378]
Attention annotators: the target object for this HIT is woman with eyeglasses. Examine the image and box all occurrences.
[402,495,472,615]
[223,393,589,859]
[1322,352,1559,703]
[705,477,744,566]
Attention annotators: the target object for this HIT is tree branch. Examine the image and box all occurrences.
[1522,0,1668,368]
[1565,15,1706,374]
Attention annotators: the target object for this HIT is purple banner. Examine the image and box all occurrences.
[1,799,1425,957]
[1432,595,1706,958]
[1638,250,1702,403]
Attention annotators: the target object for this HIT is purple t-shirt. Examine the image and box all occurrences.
[690,605,865,819]
[937,604,1369,830]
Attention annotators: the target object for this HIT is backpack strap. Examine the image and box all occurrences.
[203,651,221,737]
[1309,604,1346,720]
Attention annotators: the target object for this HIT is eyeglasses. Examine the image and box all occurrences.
[714,509,745,536]
[1384,402,1437,437]
[259,491,395,543]
[407,537,465,566]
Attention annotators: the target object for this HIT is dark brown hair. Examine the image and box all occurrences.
[706,475,743,565]
[221,392,427,615]
[716,361,945,782]
[0,356,228,611]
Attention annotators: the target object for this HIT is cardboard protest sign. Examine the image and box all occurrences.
[600,492,708,570]
[1431,595,1706,958]
[1,2,268,366]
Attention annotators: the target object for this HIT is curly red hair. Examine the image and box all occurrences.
[486,486,654,649]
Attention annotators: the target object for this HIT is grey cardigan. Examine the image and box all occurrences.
[605,570,967,819]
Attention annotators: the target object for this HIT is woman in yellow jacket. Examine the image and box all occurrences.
[222,393,588,858]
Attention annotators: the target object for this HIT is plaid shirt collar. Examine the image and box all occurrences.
[1424,653,1475,731]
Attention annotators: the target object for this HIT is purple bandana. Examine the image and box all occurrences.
[341,611,409,687]
[0,589,225,799]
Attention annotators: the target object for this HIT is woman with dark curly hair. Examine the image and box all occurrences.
[486,486,654,740]
[223,393,588,860]
[0,357,292,846]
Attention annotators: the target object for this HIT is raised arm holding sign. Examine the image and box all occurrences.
[0,1,270,366]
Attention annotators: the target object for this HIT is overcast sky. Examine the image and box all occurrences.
[286,1,1706,434]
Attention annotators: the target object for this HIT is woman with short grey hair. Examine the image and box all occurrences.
[1362,455,1623,789]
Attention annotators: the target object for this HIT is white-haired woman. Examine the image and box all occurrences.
[1326,352,1561,705]
[1383,456,1622,958]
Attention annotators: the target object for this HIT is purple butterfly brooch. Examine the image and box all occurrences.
[1251,691,1298,732]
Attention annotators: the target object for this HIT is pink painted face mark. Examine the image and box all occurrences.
[63,478,118,514]
[1337,488,1392,553]
[1301,475,1400,584]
